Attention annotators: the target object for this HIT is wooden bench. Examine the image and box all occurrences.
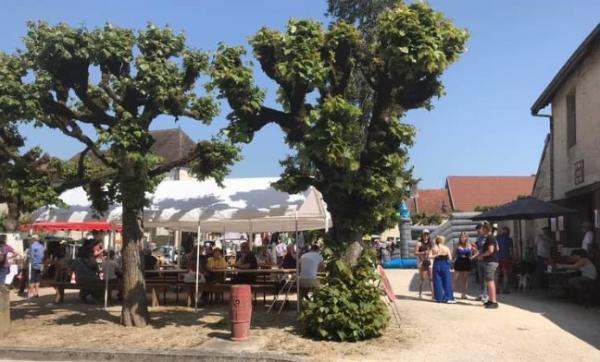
[51,280,277,307]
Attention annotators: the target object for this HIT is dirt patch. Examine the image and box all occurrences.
[6,290,411,361]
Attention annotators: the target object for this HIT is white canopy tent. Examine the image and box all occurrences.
[32,177,331,233]
[32,177,330,313]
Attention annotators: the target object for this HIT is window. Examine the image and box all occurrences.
[566,92,576,148]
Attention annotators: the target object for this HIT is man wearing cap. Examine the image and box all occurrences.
[27,235,45,298]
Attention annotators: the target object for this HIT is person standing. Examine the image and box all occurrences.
[496,227,514,294]
[474,223,488,302]
[453,232,478,299]
[27,235,45,298]
[414,229,434,299]
[431,236,455,303]
[534,227,554,289]
[0,235,17,285]
[478,222,499,309]
[580,222,594,255]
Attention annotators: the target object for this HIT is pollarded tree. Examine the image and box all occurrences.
[0,54,106,232]
[4,23,238,326]
[212,2,467,251]
[211,2,467,340]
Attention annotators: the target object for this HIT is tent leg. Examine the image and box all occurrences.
[195,225,201,313]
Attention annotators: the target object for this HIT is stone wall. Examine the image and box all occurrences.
[551,44,600,199]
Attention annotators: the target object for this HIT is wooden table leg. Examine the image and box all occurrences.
[151,287,160,307]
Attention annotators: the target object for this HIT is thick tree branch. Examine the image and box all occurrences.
[148,148,198,177]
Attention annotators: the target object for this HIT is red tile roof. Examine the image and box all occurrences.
[408,189,452,215]
[446,176,535,212]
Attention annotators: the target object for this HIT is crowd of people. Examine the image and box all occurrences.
[415,222,501,308]
[412,219,598,308]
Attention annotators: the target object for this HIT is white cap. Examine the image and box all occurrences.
[423,229,430,234]
[31,234,40,241]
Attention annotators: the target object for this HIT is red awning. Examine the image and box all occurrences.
[20,221,122,233]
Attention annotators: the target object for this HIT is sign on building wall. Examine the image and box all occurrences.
[574,160,585,185]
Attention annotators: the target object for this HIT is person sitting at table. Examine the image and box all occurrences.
[299,244,324,302]
[256,247,273,267]
[232,242,258,284]
[143,248,158,270]
[280,244,297,269]
[206,248,227,283]
[557,249,597,300]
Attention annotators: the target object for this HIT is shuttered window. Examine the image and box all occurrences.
[566,92,576,148]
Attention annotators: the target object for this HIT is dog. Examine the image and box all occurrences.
[516,273,531,292]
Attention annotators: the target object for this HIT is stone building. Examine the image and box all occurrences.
[531,23,600,249]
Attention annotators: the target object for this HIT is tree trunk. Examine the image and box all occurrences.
[120,195,150,327]
[2,202,20,232]
[327,210,364,266]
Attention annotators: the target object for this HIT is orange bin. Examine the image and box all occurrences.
[230,284,252,341]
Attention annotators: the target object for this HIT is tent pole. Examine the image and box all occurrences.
[249,220,253,249]
[295,211,300,315]
[195,223,201,313]
[104,227,114,310]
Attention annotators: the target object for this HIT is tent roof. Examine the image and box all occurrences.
[32,177,331,233]
[471,196,577,221]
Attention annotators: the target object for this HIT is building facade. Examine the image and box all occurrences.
[531,23,600,249]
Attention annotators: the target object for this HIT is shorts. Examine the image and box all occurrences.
[419,259,432,271]
[483,262,498,282]
[30,269,42,283]
[454,257,472,272]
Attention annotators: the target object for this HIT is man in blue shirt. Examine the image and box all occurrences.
[496,227,514,294]
[28,235,45,298]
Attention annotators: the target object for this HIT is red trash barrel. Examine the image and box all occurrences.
[230,284,252,341]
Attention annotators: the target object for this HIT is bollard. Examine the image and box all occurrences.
[229,284,252,341]
[0,286,10,338]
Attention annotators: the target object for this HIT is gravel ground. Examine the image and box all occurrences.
[4,270,600,361]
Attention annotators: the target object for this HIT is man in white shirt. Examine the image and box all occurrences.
[299,244,324,289]
[581,222,594,254]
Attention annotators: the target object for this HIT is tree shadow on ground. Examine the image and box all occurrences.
[399,270,600,349]
[497,289,600,349]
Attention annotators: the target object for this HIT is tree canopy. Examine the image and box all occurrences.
[2,22,239,326]
[212,2,468,248]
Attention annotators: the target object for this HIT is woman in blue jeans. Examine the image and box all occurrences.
[432,236,456,303]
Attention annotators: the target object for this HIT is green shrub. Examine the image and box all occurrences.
[301,248,389,341]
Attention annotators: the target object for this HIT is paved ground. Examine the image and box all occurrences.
[3,269,600,361]
[360,269,600,362]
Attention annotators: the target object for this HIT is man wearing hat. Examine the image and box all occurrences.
[27,235,45,298]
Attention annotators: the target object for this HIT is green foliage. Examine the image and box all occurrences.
[211,2,467,340]
[474,205,499,212]
[301,248,388,341]
[411,212,443,226]
[4,22,240,216]
[211,1,467,247]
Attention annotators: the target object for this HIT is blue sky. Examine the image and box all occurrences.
[2,0,599,188]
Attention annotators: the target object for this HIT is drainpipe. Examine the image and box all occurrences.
[533,113,554,201]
